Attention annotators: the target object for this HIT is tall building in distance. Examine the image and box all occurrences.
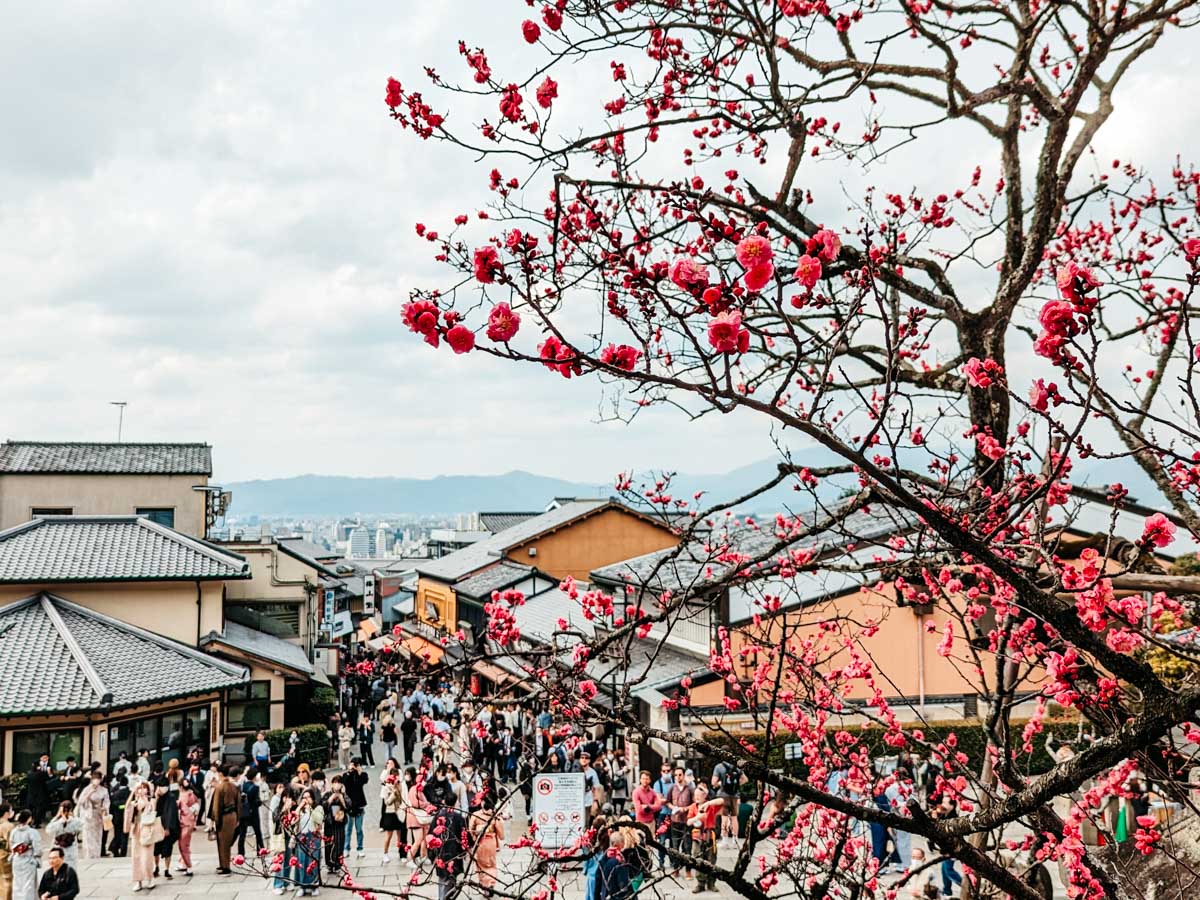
[347,524,374,558]
[375,522,394,555]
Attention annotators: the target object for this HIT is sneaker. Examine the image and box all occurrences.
[132,886,142,893]
[382,854,390,864]
[357,850,365,858]
[273,890,285,896]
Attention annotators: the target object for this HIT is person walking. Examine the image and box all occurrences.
[175,780,199,876]
[380,715,398,762]
[342,758,368,860]
[404,768,432,869]
[36,848,79,900]
[469,796,505,894]
[108,774,130,858]
[123,781,158,892]
[430,802,466,900]
[202,762,220,838]
[254,769,272,845]
[323,777,348,874]
[0,804,13,900]
[358,715,376,768]
[268,789,294,896]
[152,767,182,880]
[293,790,324,898]
[234,766,263,857]
[378,764,404,864]
[338,720,356,771]
[9,810,39,900]
[72,771,109,860]
[25,757,51,828]
[666,767,694,877]
[400,710,418,764]
[45,801,82,868]
[685,783,723,893]
[210,766,240,875]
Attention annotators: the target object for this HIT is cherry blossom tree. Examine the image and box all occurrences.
[378,2,1200,899]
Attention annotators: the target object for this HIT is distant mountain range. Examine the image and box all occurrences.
[223,450,850,517]
[222,447,1170,518]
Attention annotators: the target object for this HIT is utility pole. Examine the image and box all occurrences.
[109,402,127,441]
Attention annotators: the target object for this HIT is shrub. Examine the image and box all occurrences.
[0,772,27,804]
[310,686,338,723]
[241,723,330,771]
[701,718,1082,781]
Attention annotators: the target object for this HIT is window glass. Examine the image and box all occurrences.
[31,507,73,517]
[13,730,82,774]
[227,681,272,731]
[135,508,175,528]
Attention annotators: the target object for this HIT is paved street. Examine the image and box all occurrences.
[51,736,1070,899]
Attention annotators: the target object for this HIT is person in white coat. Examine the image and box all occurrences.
[9,809,42,900]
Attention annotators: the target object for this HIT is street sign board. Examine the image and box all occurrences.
[530,772,586,849]
[363,574,376,615]
[329,610,353,638]
[324,588,335,620]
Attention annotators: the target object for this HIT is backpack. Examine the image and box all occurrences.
[721,767,741,795]
[238,783,255,819]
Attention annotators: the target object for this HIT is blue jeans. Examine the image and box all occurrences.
[941,859,962,896]
[272,841,292,892]
[343,812,364,852]
[296,834,320,891]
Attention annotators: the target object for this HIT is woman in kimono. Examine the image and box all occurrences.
[123,781,157,892]
[45,800,83,867]
[74,770,110,859]
[153,768,182,879]
[9,810,41,900]
[175,781,200,876]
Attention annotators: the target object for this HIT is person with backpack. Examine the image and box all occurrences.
[234,767,263,857]
[341,758,369,860]
[429,802,466,900]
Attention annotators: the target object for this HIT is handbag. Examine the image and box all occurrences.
[138,817,164,847]
[269,832,286,853]
[103,814,114,833]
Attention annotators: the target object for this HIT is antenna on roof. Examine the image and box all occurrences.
[109,402,128,441]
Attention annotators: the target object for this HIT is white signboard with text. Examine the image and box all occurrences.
[531,772,586,849]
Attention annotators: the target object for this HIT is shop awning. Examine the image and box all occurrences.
[399,634,444,664]
[472,660,512,686]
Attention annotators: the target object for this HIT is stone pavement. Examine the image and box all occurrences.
[55,735,1068,899]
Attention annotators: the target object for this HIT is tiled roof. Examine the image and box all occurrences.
[201,620,315,676]
[417,500,667,582]
[0,516,250,583]
[590,502,917,596]
[274,539,340,577]
[0,442,212,475]
[478,512,540,534]
[454,562,537,600]
[0,593,248,715]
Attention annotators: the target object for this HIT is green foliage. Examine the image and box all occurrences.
[0,772,28,804]
[309,686,338,724]
[241,723,330,771]
[702,718,1082,779]
[1169,553,1200,576]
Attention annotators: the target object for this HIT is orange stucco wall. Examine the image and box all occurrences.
[727,585,999,703]
[506,508,678,582]
[416,578,455,629]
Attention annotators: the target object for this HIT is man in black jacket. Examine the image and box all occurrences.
[234,767,263,856]
[26,755,52,826]
[430,804,466,900]
[108,774,131,857]
[37,848,80,900]
[341,758,369,860]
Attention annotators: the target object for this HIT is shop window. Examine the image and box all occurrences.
[13,729,83,775]
[136,507,175,528]
[227,681,272,731]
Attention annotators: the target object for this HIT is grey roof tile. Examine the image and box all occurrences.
[201,620,315,675]
[478,512,540,534]
[454,562,534,600]
[0,593,247,715]
[0,442,212,475]
[0,516,250,583]
[590,502,917,595]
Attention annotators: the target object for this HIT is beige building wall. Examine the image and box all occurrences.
[218,541,322,650]
[0,473,210,537]
[0,581,225,646]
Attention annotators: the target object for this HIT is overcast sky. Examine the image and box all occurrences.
[2,2,1196,484]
